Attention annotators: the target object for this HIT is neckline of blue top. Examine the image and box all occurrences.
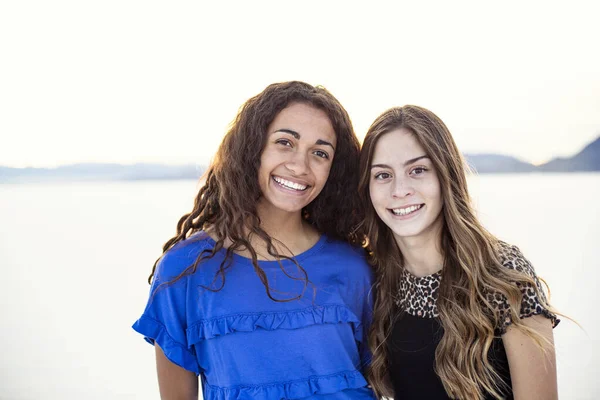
[198,232,329,266]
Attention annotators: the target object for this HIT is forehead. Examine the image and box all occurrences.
[269,102,337,144]
[371,128,427,164]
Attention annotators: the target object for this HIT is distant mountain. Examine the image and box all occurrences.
[466,135,599,174]
[538,136,600,172]
[0,163,205,183]
[464,154,537,173]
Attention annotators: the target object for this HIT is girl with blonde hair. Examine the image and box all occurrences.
[359,105,559,399]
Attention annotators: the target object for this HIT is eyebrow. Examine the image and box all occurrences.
[370,155,429,169]
[274,129,336,151]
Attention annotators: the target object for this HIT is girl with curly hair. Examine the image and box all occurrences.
[133,81,375,400]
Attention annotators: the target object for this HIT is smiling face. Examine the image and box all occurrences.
[257,102,337,218]
[369,128,444,243]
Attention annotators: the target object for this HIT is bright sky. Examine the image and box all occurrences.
[1,0,599,168]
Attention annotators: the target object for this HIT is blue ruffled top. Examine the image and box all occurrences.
[132,233,376,400]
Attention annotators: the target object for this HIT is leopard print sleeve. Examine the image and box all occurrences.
[495,242,560,335]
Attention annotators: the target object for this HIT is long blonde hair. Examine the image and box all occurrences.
[359,106,554,399]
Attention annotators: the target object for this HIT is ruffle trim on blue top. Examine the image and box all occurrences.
[186,304,364,345]
[133,315,201,375]
[203,369,368,400]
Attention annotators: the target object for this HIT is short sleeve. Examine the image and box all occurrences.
[495,243,560,335]
[132,249,201,375]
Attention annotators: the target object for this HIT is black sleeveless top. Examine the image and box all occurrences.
[389,313,513,399]
[387,242,558,399]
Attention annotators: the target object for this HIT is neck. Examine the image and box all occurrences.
[393,219,444,277]
[257,205,306,241]
[250,201,319,258]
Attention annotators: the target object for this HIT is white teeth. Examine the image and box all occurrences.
[391,204,422,216]
[273,176,308,191]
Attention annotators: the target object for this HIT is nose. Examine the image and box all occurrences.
[284,151,310,176]
[391,176,414,198]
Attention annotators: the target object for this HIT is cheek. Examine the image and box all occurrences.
[257,171,268,194]
[314,162,333,184]
[435,188,443,207]
[260,144,286,163]
[429,183,443,205]
[257,151,274,182]
[369,184,384,208]
[424,184,444,213]
[257,151,269,174]
[419,177,441,199]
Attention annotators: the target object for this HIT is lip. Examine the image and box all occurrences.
[387,203,425,220]
[271,175,312,195]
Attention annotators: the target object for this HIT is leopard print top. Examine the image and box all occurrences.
[395,241,559,334]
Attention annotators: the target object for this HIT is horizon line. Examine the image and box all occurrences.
[2,134,598,169]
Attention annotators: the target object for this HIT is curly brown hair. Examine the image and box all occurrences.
[148,81,362,302]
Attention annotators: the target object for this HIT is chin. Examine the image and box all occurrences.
[265,198,311,215]
[390,227,426,239]
[378,215,427,238]
[390,216,444,241]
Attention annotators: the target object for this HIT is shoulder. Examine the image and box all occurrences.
[153,232,215,284]
[325,236,366,260]
[322,236,369,263]
[494,240,543,301]
[318,236,373,278]
[493,241,559,333]
[496,241,536,277]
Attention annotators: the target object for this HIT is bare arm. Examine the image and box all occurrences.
[155,343,199,400]
[503,315,557,400]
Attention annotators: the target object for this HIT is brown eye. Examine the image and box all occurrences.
[374,172,391,180]
[275,139,292,147]
[410,167,427,176]
[313,150,329,159]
